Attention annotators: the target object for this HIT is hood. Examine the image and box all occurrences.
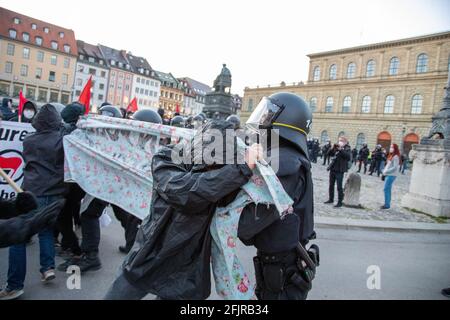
[31,104,62,132]
[1,98,14,119]
[61,102,84,124]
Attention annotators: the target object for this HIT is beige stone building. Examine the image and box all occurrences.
[0,7,78,105]
[242,31,450,154]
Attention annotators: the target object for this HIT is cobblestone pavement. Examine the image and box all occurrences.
[311,160,446,223]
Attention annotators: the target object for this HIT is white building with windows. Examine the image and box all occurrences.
[72,41,109,112]
[178,77,211,115]
[127,53,160,111]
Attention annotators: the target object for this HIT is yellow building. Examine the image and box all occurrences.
[155,70,184,119]
[242,31,450,154]
[0,7,78,105]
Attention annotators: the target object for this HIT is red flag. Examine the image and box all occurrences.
[126,97,138,113]
[175,104,180,114]
[78,76,92,114]
[18,91,27,122]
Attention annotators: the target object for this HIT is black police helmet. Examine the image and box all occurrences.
[61,102,85,124]
[269,92,313,158]
[170,115,185,127]
[226,114,241,129]
[132,109,162,124]
[98,105,122,118]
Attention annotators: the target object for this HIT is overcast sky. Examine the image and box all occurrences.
[2,0,449,95]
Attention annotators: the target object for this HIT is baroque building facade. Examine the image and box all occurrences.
[242,31,450,154]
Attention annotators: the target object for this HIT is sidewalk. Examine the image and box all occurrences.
[311,161,449,231]
[316,216,450,234]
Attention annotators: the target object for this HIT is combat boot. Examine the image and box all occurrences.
[77,252,102,273]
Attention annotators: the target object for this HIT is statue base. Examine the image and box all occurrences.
[401,139,450,217]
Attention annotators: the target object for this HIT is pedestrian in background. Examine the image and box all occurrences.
[380,144,400,210]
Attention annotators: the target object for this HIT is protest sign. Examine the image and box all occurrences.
[0,121,34,200]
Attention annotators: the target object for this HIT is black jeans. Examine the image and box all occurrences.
[80,198,107,254]
[323,155,330,166]
[329,171,344,203]
[57,184,85,255]
[111,205,141,250]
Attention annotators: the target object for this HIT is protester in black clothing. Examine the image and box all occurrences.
[324,137,351,208]
[357,144,370,174]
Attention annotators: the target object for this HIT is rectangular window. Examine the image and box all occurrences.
[23,48,30,59]
[5,61,13,73]
[37,51,44,62]
[51,55,57,65]
[101,71,106,78]
[49,71,56,82]
[75,90,81,96]
[62,73,68,85]
[145,89,149,95]
[89,68,96,76]
[20,65,28,76]
[135,88,139,94]
[50,91,58,102]
[99,83,105,90]
[61,93,70,105]
[137,77,140,83]
[64,58,70,69]
[26,87,36,100]
[76,78,82,86]
[38,89,47,102]
[35,68,42,79]
[7,43,15,56]
[98,94,104,101]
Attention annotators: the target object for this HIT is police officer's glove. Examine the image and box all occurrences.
[15,192,38,215]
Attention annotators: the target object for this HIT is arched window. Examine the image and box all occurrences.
[325,97,333,113]
[329,64,337,80]
[313,66,321,81]
[346,62,356,79]
[389,57,400,75]
[35,36,43,46]
[356,133,366,150]
[321,130,329,143]
[366,60,376,77]
[384,95,395,114]
[338,131,346,139]
[310,97,317,112]
[411,94,423,114]
[247,98,253,111]
[416,53,428,73]
[342,96,352,113]
[361,96,371,113]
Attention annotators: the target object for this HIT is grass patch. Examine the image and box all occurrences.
[405,207,450,223]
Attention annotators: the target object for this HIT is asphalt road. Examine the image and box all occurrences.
[1,213,449,300]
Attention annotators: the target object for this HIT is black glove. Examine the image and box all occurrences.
[15,191,38,214]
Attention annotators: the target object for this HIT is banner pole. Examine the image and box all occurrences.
[0,167,23,193]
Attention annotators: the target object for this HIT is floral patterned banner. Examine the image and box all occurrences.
[63,115,293,299]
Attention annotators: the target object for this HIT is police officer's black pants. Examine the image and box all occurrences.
[358,160,367,174]
[80,198,107,254]
[329,171,344,204]
[323,155,330,166]
[254,251,310,300]
[111,205,141,250]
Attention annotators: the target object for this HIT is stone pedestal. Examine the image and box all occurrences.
[343,173,362,208]
[401,140,450,217]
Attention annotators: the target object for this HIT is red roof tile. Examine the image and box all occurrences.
[0,7,78,56]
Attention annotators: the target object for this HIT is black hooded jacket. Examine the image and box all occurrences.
[1,98,15,120]
[238,140,315,253]
[22,104,66,196]
[121,128,253,299]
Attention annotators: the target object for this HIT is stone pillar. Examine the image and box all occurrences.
[401,141,450,217]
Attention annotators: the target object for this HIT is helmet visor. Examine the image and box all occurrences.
[246,97,282,133]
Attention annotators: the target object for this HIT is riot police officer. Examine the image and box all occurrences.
[170,115,185,128]
[238,92,319,300]
[132,109,163,124]
[226,114,241,130]
[98,105,122,118]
